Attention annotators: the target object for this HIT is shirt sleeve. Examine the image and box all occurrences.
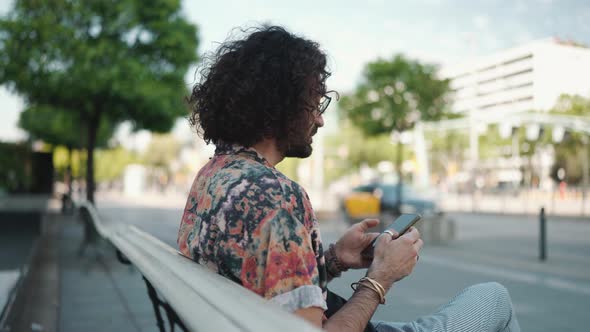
[239,185,327,312]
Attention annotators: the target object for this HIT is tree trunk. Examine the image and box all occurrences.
[85,114,100,204]
[395,139,404,215]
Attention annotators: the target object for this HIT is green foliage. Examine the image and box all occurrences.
[426,130,469,177]
[548,94,590,184]
[0,142,32,193]
[95,147,140,182]
[53,146,85,179]
[478,124,515,160]
[0,0,200,201]
[142,133,181,169]
[551,148,586,184]
[340,54,452,136]
[551,94,590,116]
[323,122,406,184]
[338,54,452,207]
[18,105,113,148]
[0,0,199,125]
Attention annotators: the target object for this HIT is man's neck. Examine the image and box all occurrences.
[252,138,284,166]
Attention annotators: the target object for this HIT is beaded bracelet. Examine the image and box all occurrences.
[325,244,348,278]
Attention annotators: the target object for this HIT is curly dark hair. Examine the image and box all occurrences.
[188,25,331,148]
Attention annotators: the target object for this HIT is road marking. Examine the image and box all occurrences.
[421,255,590,296]
[428,245,590,280]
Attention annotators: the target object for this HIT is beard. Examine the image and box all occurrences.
[285,142,313,158]
[283,125,317,158]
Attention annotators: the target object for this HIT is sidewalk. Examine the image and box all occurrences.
[3,209,160,332]
[57,213,158,332]
[56,198,590,331]
[97,189,590,219]
[440,192,590,217]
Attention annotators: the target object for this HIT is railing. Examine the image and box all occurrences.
[77,201,320,332]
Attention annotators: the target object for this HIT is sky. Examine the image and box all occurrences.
[1,0,589,143]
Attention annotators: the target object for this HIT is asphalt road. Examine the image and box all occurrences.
[96,198,590,331]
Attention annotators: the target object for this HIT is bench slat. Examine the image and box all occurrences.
[111,226,321,332]
[77,197,322,332]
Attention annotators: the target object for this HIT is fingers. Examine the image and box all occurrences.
[375,226,421,259]
[367,232,380,243]
[358,218,379,231]
[415,238,424,251]
[389,230,400,239]
[375,230,393,247]
[401,226,420,242]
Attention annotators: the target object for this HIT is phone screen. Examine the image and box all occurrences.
[389,214,421,235]
[364,214,422,253]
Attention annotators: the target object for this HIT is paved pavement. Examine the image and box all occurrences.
[57,214,158,332]
[1,205,160,332]
[94,195,590,331]
[8,193,588,331]
[322,213,590,331]
[441,192,590,217]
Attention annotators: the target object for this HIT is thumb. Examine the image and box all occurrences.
[358,218,379,231]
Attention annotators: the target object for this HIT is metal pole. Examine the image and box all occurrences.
[539,207,546,261]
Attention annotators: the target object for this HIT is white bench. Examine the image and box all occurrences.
[78,201,321,332]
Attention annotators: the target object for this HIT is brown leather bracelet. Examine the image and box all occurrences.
[325,244,348,278]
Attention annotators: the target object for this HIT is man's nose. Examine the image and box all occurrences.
[315,113,324,128]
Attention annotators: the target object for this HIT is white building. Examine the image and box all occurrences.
[413,38,590,191]
[441,38,590,117]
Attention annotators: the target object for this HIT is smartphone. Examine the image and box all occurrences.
[362,213,422,256]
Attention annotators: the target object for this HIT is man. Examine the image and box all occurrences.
[178,25,520,332]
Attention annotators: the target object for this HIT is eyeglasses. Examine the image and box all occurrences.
[319,90,340,115]
[317,94,332,116]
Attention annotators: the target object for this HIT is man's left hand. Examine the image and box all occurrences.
[334,219,381,269]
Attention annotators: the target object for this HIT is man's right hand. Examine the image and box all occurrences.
[365,227,423,292]
[315,227,422,332]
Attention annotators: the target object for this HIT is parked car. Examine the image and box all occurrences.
[341,183,442,230]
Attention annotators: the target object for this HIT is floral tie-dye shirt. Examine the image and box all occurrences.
[178,144,328,312]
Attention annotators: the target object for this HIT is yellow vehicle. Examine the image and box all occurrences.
[341,183,442,230]
[343,191,380,219]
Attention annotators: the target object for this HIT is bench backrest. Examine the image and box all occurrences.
[78,201,321,332]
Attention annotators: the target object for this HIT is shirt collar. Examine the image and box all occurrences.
[214,143,273,168]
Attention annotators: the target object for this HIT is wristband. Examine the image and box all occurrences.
[325,244,348,278]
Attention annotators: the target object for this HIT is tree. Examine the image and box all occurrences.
[142,133,184,191]
[0,0,199,203]
[95,147,139,184]
[324,122,404,184]
[142,134,181,171]
[548,94,590,185]
[0,142,31,193]
[18,105,112,150]
[19,104,114,196]
[426,129,468,181]
[340,54,452,213]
